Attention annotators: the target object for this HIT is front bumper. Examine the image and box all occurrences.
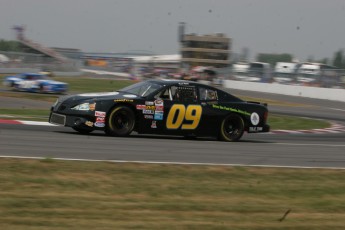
[49,112,102,130]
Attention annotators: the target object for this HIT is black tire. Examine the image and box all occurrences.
[219,114,245,142]
[105,106,135,136]
[39,84,45,93]
[72,127,93,134]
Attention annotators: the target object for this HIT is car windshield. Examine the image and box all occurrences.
[22,74,46,80]
[118,81,164,97]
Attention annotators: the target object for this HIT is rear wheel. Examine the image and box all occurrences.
[72,127,93,134]
[39,84,46,93]
[219,114,245,142]
[105,106,135,136]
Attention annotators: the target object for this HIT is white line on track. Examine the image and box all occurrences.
[274,142,345,147]
[1,155,345,170]
[327,107,345,112]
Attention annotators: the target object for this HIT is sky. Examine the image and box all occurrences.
[1,0,345,61]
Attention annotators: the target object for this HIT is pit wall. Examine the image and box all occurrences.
[223,80,345,102]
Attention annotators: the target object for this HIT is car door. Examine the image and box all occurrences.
[196,86,222,137]
[161,84,202,136]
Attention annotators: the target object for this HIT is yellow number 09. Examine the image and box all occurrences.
[166,105,202,129]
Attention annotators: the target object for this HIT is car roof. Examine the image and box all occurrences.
[147,79,214,88]
[21,73,45,76]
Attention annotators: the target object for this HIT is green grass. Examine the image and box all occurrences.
[53,77,133,92]
[0,158,345,229]
[0,109,50,121]
[268,114,329,130]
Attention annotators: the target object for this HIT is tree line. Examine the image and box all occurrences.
[0,39,22,52]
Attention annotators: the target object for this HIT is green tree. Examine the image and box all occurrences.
[332,50,344,68]
[256,53,293,66]
[316,58,329,65]
[0,39,22,52]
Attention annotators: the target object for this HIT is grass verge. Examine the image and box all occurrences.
[0,158,345,229]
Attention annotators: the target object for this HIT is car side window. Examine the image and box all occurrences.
[199,87,218,101]
[154,87,173,100]
[154,85,198,103]
[174,86,197,103]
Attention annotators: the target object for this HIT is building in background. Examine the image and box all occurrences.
[179,22,231,70]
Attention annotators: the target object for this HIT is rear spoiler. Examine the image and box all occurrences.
[247,101,268,107]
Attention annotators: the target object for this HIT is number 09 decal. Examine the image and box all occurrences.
[166,104,202,129]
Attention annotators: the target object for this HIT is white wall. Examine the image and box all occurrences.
[223,80,345,102]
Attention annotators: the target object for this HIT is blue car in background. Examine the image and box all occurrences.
[3,72,68,94]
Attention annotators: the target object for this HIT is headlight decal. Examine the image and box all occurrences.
[71,103,90,111]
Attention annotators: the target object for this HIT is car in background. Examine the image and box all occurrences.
[3,72,68,94]
[49,79,270,142]
[272,62,299,84]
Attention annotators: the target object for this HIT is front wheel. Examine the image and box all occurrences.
[219,114,245,142]
[105,106,135,136]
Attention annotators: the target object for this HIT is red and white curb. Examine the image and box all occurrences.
[0,119,345,134]
[0,119,57,126]
[269,122,345,134]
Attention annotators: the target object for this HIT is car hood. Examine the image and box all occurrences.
[5,76,22,81]
[58,91,140,103]
[37,80,67,85]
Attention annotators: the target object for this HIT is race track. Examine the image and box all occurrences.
[1,89,345,169]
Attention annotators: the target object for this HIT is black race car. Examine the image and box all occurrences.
[49,79,269,141]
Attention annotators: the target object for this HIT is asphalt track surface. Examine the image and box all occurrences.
[1,89,345,169]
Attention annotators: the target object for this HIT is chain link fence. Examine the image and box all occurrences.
[0,51,80,72]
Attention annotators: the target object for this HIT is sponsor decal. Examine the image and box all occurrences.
[95,111,106,117]
[144,115,154,119]
[123,94,137,98]
[85,121,94,127]
[94,116,105,127]
[154,111,164,120]
[94,122,105,127]
[249,126,263,132]
[155,105,164,111]
[136,105,146,110]
[250,112,260,125]
[78,92,119,97]
[154,99,163,106]
[96,116,105,122]
[151,121,157,128]
[143,109,155,114]
[89,103,96,111]
[145,101,154,105]
[212,104,251,116]
[114,99,133,102]
[145,105,155,110]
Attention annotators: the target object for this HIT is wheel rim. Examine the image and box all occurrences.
[224,118,240,137]
[222,116,243,141]
[112,110,130,131]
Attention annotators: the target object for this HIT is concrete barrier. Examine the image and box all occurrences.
[223,80,345,102]
[0,68,41,74]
